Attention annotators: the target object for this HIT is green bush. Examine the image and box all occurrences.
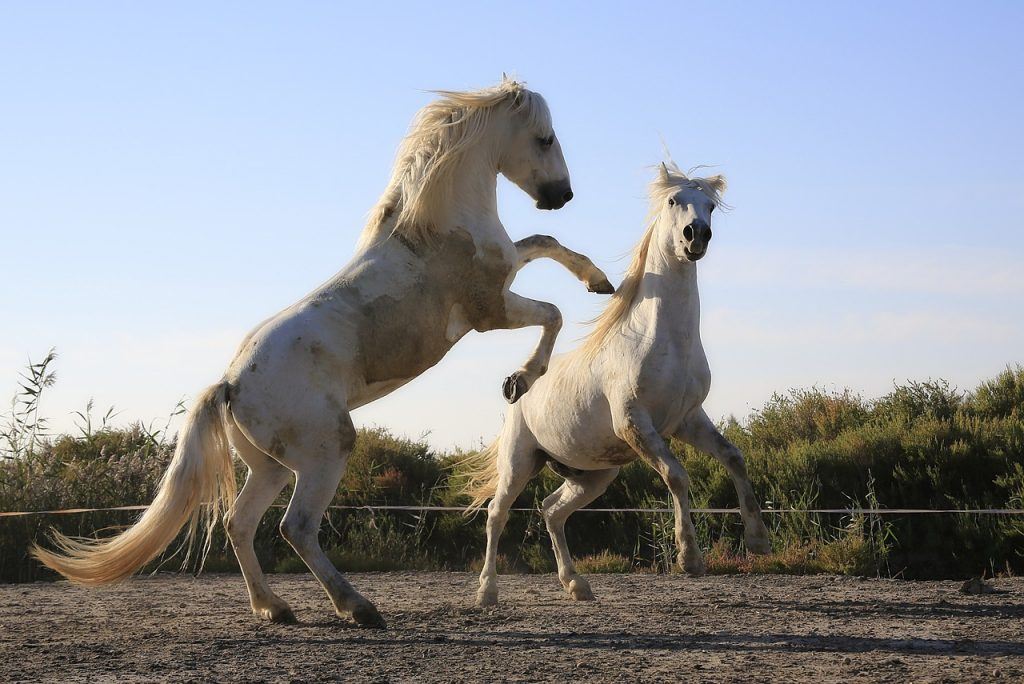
[3,352,1023,582]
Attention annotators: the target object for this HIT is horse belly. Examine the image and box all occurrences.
[545,435,637,470]
[531,407,634,470]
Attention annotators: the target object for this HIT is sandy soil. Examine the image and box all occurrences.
[1,572,1022,683]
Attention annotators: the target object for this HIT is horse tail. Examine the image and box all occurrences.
[31,383,237,585]
[457,438,502,516]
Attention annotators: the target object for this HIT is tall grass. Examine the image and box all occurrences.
[2,353,1023,582]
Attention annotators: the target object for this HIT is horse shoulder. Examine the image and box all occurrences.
[426,226,518,331]
[522,355,627,467]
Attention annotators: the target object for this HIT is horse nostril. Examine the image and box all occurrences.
[562,190,573,203]
[683,224,694,241]
[706,227,713,241]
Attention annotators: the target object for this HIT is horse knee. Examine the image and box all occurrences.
[280,513,319,551]
[543,507,568,533]
[544,304,563,330]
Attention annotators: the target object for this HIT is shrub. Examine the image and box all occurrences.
[576,551,634,573]
[3,351,1024,582]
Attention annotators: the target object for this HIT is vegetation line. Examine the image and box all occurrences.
[4,505,1024,518]
[3,352,1023,581]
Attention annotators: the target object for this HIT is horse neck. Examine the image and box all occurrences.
[630,239,701,341]
[433,144,500,230]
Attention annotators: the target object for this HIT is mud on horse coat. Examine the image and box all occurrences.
[32,78,613,628]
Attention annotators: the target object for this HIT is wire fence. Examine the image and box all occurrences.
[3,504,1024,518]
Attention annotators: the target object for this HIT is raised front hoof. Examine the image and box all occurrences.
[351,603,387,630]
[476,588,499,607]
[502,373,529,404]
[745,535,772,556]
[256,604,296,625]
[567,577,595,601]
[587,278,615,295]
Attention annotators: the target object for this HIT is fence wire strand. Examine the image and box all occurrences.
[3,504,1024,518]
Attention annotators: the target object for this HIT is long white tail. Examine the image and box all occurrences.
[31,383,237,585]
[457,439,501,514]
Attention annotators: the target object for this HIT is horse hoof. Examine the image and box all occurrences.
[268,610,296,626]
[477,589,499,607]
[588,279,615,295]
[502,373,528,404]
[568,578,595,601]
[351,603,387,629]
[259,605,297,624]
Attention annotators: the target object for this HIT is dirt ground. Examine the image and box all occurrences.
[1,572,1022,683]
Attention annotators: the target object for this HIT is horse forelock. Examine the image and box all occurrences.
[578,162,727,359]
[357,79,549,251]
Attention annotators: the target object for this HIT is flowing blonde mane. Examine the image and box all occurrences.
[578,162,727,358]
[356,78,552,250]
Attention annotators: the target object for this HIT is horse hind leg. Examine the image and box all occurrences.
[478,437,544,607]
[276,413,385,628]
[225,423,295,623]
[542,467,619,601]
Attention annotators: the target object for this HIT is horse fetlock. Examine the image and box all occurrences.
[476,586,499,607]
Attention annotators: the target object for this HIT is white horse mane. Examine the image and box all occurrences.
[579,161,727,358]
[357,77,553,250]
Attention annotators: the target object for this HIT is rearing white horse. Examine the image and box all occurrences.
[32,78,613,628]
[462,161,772,606]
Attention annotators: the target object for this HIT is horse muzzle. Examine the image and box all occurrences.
[536,180,574,210]
[683,246,705,261]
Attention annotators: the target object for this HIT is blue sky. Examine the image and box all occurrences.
[2,2,1022,450]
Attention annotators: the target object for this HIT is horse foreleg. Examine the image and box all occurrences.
[615,402,705,575]
[493,291,562,403]
[676,409,771,554]
[542,467,620,600]
[514,235,615,294]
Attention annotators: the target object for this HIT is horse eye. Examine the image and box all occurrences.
[668,198,675,206]
[537,136,554,148]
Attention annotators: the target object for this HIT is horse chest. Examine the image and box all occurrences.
[635,343,711,434]
[354,232,516,384]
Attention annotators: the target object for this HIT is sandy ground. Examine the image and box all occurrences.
[1,572,1022,683]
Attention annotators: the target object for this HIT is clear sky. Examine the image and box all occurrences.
[2,2,1022,451]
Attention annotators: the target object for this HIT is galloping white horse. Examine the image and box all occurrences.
[33,78,614,628]
[463,161,772,607]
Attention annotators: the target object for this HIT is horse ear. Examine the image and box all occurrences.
[658,162,671,183]
[705,174,728,195]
